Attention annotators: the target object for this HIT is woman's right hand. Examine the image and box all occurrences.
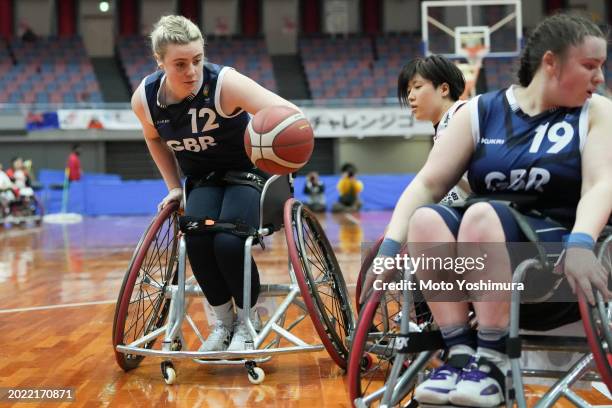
[158,187,183,212]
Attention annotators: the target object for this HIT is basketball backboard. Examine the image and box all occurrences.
[421,0,522,59]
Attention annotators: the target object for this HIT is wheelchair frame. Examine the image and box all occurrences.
[0,190,44,227]
[350,230,612,408]
[113,174,354,384]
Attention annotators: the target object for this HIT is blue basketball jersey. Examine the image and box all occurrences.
[141,62,253,178]
[467,86,590,222]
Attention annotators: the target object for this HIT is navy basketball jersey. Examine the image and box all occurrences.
[140,62,253,178]
[467,86,590,221]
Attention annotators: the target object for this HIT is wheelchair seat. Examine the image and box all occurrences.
[258,175,292,234]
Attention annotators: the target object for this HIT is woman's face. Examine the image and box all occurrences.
[407,74,448,122]
[552,36,606,107]
[158,40,204,97]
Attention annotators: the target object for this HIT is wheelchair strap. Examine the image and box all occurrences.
[223,170,266,192]
[179,215,259,240]
[393,330,447,353]
[190,170,267,193]
[447,353,473,369]
[464,198,552,270]
[472,356,507,397]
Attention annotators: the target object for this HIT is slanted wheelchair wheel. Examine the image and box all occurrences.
[30,195,44,226]
[284,198,355,368]
[112,201,180,371]
[579,236,612,391]
[348,280,435,406]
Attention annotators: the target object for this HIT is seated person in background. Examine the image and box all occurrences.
[0,163,16,215]
[303,171,326,212]
[332,163,363,212]
[6,157,34,200]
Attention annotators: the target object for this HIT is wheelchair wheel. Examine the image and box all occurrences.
[28,195,44,225]
[284,198,355,368]
[112,201,180,371]
[348,280,434,406]
[579,236,612,390]
[355,235,384,313]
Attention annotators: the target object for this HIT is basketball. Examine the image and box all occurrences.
[244,106,314,175]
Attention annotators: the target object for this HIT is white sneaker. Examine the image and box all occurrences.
[448,357,506,407]
[199,321,231,352]
[414,362,463,405]
[227,310,261,352]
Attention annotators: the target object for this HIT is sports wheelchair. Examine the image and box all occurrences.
[348,223,612,408]
[0,186,44,227]
[112,174,355,384]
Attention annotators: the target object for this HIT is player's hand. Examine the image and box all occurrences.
[158,187,183,212]
[562,247,611,305]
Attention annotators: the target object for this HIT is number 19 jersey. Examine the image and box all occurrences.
[467,86,590,222]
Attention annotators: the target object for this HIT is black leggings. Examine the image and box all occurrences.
[184,183,261,307]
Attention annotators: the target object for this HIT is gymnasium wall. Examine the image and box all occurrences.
[15,0,53,36]
[0,131,434,177]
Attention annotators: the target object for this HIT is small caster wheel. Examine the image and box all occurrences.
[161,361,176,385]
[360,353,373,371]
[247,367,265,385]
[171,340,182,351]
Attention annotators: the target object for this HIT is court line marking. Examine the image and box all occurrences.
[0,300,116,314]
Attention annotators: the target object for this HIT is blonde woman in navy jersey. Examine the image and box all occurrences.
[361,14,611,407]
[131,15,300,353]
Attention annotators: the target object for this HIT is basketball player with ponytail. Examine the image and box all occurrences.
[362,14,610,407]
[131,15,300,352]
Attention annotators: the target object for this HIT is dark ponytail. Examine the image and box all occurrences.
[518,13,607,87]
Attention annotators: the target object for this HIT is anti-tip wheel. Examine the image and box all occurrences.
[161,361,176,385]
[247,367,265,385]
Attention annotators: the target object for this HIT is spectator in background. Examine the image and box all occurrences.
[67,145,82,182]
[303,171,326,212]
[332,163,363,212]
[19,22,38,43]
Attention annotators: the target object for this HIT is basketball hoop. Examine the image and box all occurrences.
[455,27,490,99]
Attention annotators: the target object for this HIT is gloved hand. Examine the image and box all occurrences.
[158,187,183,212]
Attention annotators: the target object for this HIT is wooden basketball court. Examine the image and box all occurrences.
[0,212,609,407]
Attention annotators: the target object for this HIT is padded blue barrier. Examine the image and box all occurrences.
[293,174,415,212]
[37,170,416,216]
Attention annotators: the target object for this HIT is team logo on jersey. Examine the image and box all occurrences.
[484,168,550,192]
[203,85,210,97]
[480,138,505,145]
[166,136,217,152]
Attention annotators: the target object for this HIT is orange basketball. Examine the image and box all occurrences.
[244,106,314,175]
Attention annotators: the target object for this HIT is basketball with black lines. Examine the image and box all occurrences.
[244,106,314,175]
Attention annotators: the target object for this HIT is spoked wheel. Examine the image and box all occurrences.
[24,195,44,225]
[284,198,355,368]
[112,201,180,371]
[580,235,612,391]
[355,235,384,313]
[348,279,435,407]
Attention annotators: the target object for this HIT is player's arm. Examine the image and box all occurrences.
[573,94,612,238]
[563,94,612,303]
[219,69,301,115]
[131,85,182,191]
[385,104,474,244]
